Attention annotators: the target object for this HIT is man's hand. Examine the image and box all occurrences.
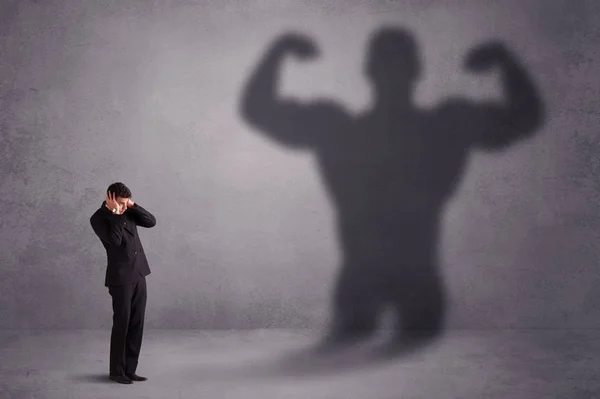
[127,198,135,209]
[106,191,126,214]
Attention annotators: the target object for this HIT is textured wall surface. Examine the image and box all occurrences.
[1,0,599,330]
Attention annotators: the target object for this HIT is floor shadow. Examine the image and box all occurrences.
[179,336,433,382]
[239,26,544,363]
[268,336,434,378]
[69,374,111,384]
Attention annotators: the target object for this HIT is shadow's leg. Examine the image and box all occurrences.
[390,264,446,349]
[323,261,382,348]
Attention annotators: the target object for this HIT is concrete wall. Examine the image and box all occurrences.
[1,0,599,330]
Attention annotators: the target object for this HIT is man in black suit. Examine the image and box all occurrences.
[90,182,156,384]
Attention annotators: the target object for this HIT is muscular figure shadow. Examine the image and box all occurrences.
[240,27,544,352]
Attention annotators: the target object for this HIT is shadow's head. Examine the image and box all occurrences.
[365,27,421,95]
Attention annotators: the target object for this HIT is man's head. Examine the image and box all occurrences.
[107,182,131,211]
[365,27,421,95]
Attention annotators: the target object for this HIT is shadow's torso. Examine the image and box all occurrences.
[315,108,472,268]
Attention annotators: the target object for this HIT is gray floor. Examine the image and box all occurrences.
[1,329,599,399]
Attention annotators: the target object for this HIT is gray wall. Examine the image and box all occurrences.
[1,0,599,330]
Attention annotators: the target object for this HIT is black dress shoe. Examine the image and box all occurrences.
[125,373,148,382]
[109,375,133,384]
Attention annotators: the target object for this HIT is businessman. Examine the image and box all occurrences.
[90,182,156,384]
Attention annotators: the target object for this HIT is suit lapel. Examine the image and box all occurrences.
[123,219,135,236]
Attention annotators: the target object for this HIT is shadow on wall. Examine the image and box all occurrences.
[239,26,545,356]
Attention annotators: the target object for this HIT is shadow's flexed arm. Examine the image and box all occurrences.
[442,42,545,151]
[240,33,345,149]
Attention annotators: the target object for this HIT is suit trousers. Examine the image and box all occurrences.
[108,273,147,376]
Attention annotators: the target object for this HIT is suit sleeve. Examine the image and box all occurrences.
[90,208,127,246]
[127,204,156,228]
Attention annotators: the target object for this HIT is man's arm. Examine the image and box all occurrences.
[126,201,156,228]
[461,42,545,150]
[240,33,342,149]
[90,208,126,246]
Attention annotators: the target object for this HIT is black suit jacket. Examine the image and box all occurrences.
[90,201,157,287]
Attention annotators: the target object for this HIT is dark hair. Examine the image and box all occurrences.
[107,182,131,198]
